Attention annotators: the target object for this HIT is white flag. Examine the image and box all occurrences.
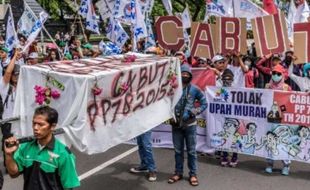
[145,18,156,49]
[162,0,173,15]
[288,0,310,37]
[182,6,191,29]
[106,17,129,48]
[234,0,269,19]
[86,0,100,34]
[96,0,114,21]
[23,11,49,51]
[79,0,88,18]
[112,0,132,24]
[139,0,155,15]
[132,0,147,40]
[5,6,19,56]
[205,0,234,20]
[17,3,37,37]
[233,0,269,29]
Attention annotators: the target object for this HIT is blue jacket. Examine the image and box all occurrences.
[175,65,207,122]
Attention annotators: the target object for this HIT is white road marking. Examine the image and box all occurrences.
[78,146,138,181]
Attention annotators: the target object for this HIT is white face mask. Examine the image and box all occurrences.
[244,60,251,66]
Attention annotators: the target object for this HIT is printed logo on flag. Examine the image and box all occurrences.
[215,88,229,102]
[207,1,226,15]
[124,3,135,19]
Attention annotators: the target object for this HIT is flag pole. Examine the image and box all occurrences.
[232,0,235,17]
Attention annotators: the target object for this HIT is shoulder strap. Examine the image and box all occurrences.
[3,85,13,108]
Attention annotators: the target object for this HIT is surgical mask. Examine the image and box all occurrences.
[285,56,292,63]
[182,76,191,84]
[223,80,233,87]
[272,74,282,82]
[185,49,191,59]
[244,60,251,66]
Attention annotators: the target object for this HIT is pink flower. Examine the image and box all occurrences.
[34,85,46,95]
[170,80,178,89]
[120,83,129,92]
[51,90,61,99]
[123,55,137,64]
[92,87,102,96]
[35,94,45,105]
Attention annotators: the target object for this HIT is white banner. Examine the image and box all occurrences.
[14,55,182,154]
[17,3,36,37]
[136,86,310,163]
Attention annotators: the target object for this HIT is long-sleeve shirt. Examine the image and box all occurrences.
[175,84,207,123]
[256,57,288,79]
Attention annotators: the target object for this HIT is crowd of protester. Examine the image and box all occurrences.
[0,31,310,188]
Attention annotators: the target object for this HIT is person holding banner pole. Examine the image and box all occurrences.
[265,64,292,175]
[168,64,207,186]
[217,68,240,167]
[4,106,80,189]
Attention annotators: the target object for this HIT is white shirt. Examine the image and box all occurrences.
[227,64,245,87]
[0,79,16,119]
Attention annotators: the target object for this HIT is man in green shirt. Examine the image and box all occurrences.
[4,106,80,190]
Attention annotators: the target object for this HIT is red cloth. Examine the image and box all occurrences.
[191,68,216,90]
[245,70,259,88]
[263,0,278,15]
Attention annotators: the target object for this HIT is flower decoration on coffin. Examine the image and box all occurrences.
[34,85,61,105]
[167,61,179,96]
[118,82,129,94]
[34,74,65,105]
[92,83,103,96]
[122,54,137,64]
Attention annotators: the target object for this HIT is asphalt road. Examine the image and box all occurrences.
[3,144,310,190]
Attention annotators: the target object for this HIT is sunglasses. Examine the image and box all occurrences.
[272,71,282,76]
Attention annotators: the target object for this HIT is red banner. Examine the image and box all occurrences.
[274,91,310,126]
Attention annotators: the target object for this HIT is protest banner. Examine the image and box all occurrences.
[191,22,216,59]
[293,22,310,64]
[251,12,290,57]
[155,16,185,51]
[273,91,310,126]
[13,54,182,154]
[215,17,247,54]
[206,86,310,162]
[142,85,310,163]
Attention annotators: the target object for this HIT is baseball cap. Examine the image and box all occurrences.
[212,55,225,63]
[82,43,93,49]
[272,64,284,73]
[0,46,9,53]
